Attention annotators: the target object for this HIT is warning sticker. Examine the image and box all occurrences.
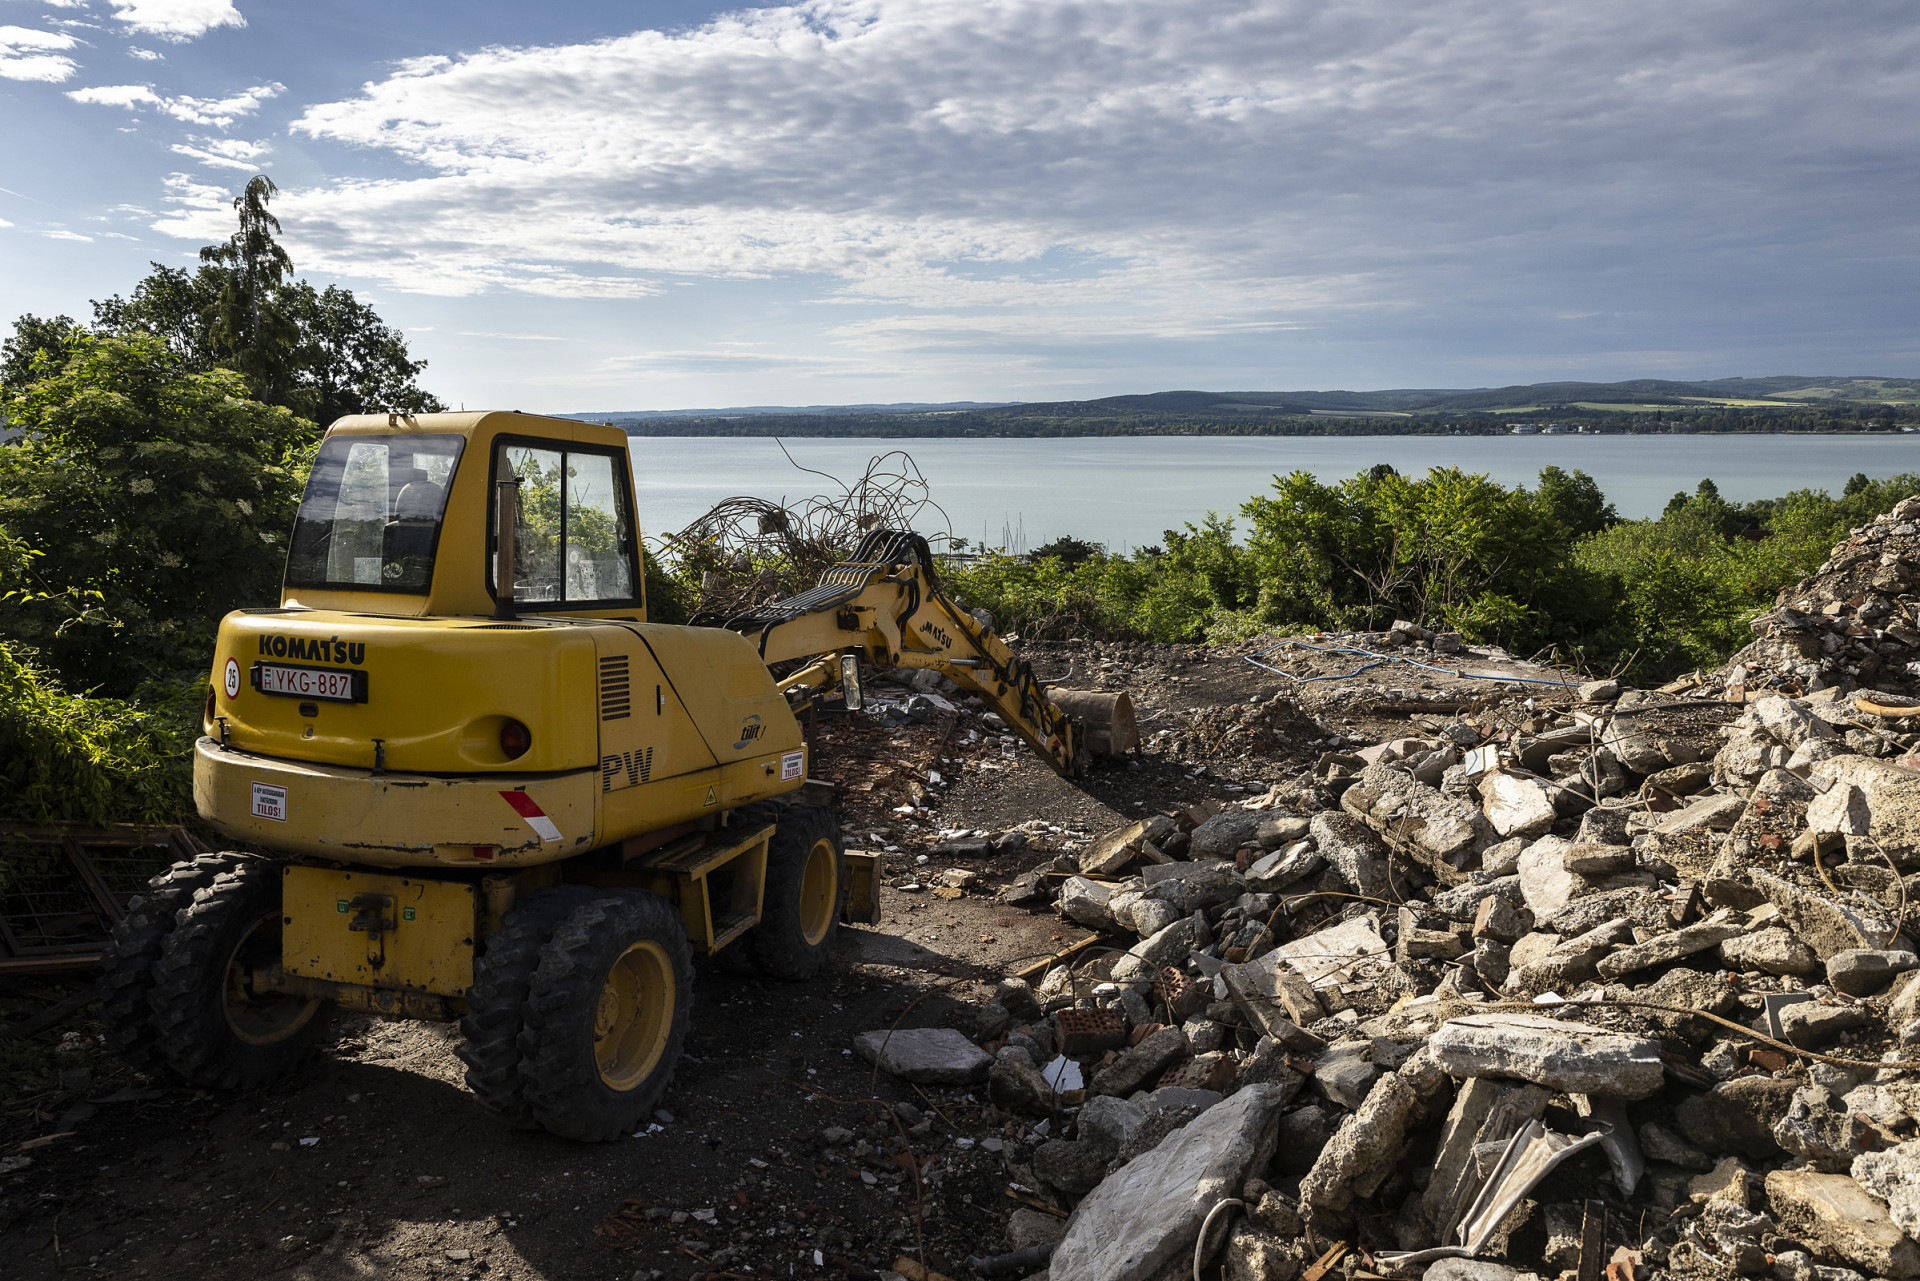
[224,657,241,699]
[250,782,287,822]
[498,790,562,843]
[781,749,805,781]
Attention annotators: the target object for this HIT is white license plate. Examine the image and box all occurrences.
[253,663,363,702]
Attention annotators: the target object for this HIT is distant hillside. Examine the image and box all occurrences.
[568,400,1021,423]
[568,376,1920,437]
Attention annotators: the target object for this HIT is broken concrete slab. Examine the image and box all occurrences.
[988,1045,1059,1115]
[1274,911,1386,990]
[1654,794,1748,836]
[1827,948,1920,996]
[1109,916,1197,982]
[1137,859,1245,915]
[1807,754,1920,866]
[1299,1048,1451,1231]
[1308,812,1393,900]
[1188,810,1265,861]
[1720,925,1822,976]
[1217,950,1322,1052]
[1048,1083,1287,1281]
[1058,876,1118,930]
[1424,1262,1544,1281]
[1481,773,1558,839]
[1764,1168,1920,1278]
[1778,1000,1873,1047]
[1594,908,1749,980]
[1428,1012,1664,1099]
[1243,845,1323,893]
[1516,837,1595,918]
[1339,763,1496,884]
[1081,816,1173,876]
[1675,1076,1797,1162]
[1089,1025,1189,1098]
[1751,869,1898,961]
[853,1027,993,1085]
[1771,1085,1858,1172]
[1854,1139,1920,1244]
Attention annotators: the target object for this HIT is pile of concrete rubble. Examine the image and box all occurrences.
[852,508,1920,1281]
[1721,494,1920,700]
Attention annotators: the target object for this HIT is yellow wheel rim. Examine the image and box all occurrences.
[799,836,838,947]
[594,939,674,1091]
[223,911,322,1047]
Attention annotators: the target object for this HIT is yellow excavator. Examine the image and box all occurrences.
[100,411,1135,1140]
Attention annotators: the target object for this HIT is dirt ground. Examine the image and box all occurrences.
[0,635,1602,1281]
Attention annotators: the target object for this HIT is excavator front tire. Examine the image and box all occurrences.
[101,852,248,1074]
[149,859,333,1089]
[749,804,844,980]
[517,890,692,1142]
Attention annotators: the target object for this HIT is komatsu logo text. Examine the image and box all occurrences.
[259,635,365,664]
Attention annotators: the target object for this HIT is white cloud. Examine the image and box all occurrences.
[0,218,13,228]
[67,79,279,126]
[127,46,163,60]
[0,24,80,81]
[42,229,94,241]
[141,0,1920,374]
[170,133,267,170]
[107,0,243,41]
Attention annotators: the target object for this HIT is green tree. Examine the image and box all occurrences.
[86,176,443,423]
[199,175,299,404]
[90,264,222,370]
[0,332,317,694]
[281,281,445,423]
[0,313,79,391]
[1533,465,1618,537]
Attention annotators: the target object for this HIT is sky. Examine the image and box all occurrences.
[2,0,1918,412]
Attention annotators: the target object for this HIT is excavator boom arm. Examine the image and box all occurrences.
[688,530,1124,776]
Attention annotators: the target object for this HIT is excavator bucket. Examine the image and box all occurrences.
[1047,689,1139,756]
[841,850,881,925]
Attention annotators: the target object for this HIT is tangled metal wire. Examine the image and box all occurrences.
[663,441,952,617]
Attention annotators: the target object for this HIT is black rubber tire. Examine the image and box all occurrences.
[150,860,334,1090]
[100,853,248,1073]
[748,803,845,981]
[456,885,601,1126]
[517,891,693,1142]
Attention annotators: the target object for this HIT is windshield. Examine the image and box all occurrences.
[284,434,465,593]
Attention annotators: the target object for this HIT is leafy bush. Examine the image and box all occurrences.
[0,642,197,824]
[939,463,1909,683]
[0,331,317,696]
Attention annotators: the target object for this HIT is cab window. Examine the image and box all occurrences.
[491,441,638,605]
[285,434,464,592]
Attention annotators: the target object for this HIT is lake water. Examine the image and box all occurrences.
[627,434,1920,553]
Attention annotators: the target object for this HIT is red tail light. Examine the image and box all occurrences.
[500,719,532,759]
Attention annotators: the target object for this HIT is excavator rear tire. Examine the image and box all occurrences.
[749,804,844,981]
[101,852,248,1074]
[150,859,333,1090]
[517,890,692,1142]
[457,885,602,1126]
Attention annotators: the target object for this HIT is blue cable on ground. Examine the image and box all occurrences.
[1245,637,1578,688]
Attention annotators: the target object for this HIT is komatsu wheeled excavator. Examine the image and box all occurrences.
[100,411,1135,1140]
